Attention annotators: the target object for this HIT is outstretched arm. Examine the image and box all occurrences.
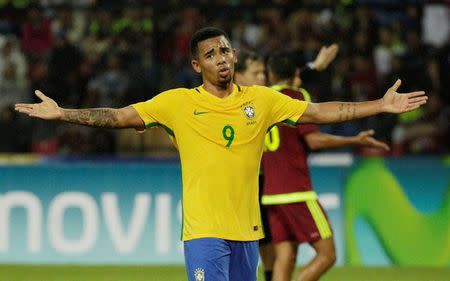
[304,130,389,151]
[298,79,427,124]
[15,90,145,130]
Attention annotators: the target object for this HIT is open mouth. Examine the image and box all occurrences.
[219,67,230,76]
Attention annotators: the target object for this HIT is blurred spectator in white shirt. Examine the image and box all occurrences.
[0,36,27,88]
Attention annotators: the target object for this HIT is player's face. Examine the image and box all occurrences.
[235,59,266,86]
[191,36,237,88]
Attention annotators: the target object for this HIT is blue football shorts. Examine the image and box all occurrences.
[184,238,259,281]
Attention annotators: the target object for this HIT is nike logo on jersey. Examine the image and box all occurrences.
[193,110,209,115]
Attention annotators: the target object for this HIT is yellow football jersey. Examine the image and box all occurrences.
[132,84,308,241]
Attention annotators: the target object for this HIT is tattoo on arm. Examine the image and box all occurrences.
[62,109,120,128]
[338,103,356,122]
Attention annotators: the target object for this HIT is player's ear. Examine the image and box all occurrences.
[191,59,201,74]
[233,48,237,63]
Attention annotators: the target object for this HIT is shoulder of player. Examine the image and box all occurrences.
[241,84,276,95]
[158,87,193,95]
[150,87,194,101]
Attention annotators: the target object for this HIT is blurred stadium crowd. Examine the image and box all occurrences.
[0,0,448,156]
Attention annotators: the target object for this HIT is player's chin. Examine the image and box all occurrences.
[218,75,232,84]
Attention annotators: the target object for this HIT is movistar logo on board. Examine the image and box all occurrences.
[193,109,209,115]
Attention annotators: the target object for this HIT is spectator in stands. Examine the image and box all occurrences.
[0,63,28,109]
[47,31,83,107]
[0,36,27,87]
[21,4,53,57]
[0,2,446,155]
[86,53,129,108]
[51,5,87,44]
[373,26,404,80]
[0,57,30,152]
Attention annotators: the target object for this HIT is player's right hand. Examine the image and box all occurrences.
[15,90,63,120]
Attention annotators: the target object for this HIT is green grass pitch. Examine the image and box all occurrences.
[0,265,449,281]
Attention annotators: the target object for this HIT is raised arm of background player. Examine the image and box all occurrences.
[301,43,339,73]
[15,79,427,128]
[293,44,338,89]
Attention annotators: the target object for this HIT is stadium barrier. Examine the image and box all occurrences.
[0,155,448,266]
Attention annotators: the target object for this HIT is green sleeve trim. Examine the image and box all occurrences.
[266,123,277,133]
[266,118,297,132]
[262,191,318,205]
[145,122,175,137]
[282,119,297,127]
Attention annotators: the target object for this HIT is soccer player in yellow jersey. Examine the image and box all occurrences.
[15,27,427,281]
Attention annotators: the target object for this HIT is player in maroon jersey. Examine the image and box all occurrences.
[234,45,342,281]
[263,51,389,281]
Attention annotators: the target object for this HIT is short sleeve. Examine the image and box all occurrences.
[131,89,179,135]
[260,86,308,128]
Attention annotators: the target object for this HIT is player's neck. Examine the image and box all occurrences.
[202,80,234,99]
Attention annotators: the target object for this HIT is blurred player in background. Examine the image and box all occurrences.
[263,50,389,281]
[234,45,340,281]
[15,27,426,281]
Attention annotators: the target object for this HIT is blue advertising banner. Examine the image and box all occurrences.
[0,156,448,265]
[0,162,183,264]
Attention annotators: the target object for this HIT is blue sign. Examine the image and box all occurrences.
[0,157,448,265]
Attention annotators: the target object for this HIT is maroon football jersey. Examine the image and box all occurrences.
[262,88,319,195]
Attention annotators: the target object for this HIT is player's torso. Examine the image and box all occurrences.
[263,89,312,195]
[173,85,270,165]
[172,85,269,240]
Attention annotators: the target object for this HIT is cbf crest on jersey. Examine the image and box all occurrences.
[241,101,256,119]
[194,268,205,281]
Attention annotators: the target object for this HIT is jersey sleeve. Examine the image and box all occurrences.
[260,86,308,128]
[131,89,178,135]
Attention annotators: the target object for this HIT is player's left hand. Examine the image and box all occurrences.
[356,130,390,151]
[312,44,339,71]
[381,79,427,114]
